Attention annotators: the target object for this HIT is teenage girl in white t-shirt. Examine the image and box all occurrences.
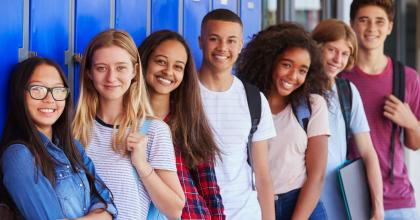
[72,29,185,220]
[237,23,330,220]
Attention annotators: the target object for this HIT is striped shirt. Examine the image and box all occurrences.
[86,118,176,220]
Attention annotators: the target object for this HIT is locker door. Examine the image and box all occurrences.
[240,0,261,45]
[29,0,69,72]
[212,0,237,12]
[73,0,111,101]
[151,0,179,33]
[116,0,147,46]
[183,0,210,69]
[0,0,24,134]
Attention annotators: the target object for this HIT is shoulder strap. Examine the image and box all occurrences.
[389,58,406,184]
[291,96,312,133]
[140,119,152,135]
[241,79,261,191]
[336,78,353,144]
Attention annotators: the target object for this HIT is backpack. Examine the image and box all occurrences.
[389,58,406,184]
[242,80,261,191]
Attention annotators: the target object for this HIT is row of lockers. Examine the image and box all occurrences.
[0,0,262,133]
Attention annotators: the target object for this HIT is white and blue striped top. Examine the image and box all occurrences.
[86,118,176,220]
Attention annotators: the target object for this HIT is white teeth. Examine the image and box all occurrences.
[282,80,293,89]
[214,55,228,60]
[157,77,172,85]
[39,108,55,113]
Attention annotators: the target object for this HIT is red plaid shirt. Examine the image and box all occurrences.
[175,148,225,220]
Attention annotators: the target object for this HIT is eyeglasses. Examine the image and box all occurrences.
[27,85,69,101]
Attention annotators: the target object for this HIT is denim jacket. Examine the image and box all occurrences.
[1,132,117,219]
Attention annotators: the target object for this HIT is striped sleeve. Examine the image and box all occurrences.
[146,119,177,171]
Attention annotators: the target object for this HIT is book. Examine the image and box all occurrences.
[338,158,371,220]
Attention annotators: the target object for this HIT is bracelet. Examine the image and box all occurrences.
[140,166,154,179]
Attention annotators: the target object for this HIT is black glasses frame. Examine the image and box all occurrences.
[26,85,69,101]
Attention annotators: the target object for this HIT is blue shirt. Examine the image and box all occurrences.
[1,132,117,219]
[321,83,370,220]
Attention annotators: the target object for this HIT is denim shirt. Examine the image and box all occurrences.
[1,132,117,219]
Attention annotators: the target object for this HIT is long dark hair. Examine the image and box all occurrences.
[0,57,107,206]
[139,30,220,168]
[237,23,330,107]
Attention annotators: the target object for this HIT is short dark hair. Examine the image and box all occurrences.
[201,8,243,29]
[350,0,395,21]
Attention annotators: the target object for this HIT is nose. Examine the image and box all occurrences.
[105,68,117,82]
[161,64,173,76]
[287,68,298,81]
[43,90,55,103]
[332,51,342,64]
[216,40,227,52]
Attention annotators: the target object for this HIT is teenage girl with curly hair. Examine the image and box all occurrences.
[237,23,330,220]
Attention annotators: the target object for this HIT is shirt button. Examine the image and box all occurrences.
[59,174,63,177]
[66,165,70,168]
[79,184,83,187]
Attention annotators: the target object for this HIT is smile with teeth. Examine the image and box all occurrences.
[38,108,55,113]
[282,80,293,89]
[157,76,173,85]
[213,54,229,60]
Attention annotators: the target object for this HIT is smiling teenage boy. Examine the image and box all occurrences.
[341,0,420,219]
[197,9,276,220]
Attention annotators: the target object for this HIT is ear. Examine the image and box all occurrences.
[387,21,394,35]
[198,35,203,49]
[133,63,140,80]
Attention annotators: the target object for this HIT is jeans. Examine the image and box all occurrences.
[275,188,327,220]
[385,207,420,220]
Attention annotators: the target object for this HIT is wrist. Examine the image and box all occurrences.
[136,163,154,178]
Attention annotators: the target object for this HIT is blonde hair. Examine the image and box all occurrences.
[73,29,153,154]
[312,19,358,71]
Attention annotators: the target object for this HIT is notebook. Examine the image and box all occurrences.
[338,158,371,220]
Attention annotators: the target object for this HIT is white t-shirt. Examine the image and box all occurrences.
[269,94,330,194]
[86,118,176,220]
[200,76,276,220]
[321,83,370,220]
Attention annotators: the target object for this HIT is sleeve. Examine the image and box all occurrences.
[406,67,420,119]
[307,94,330,138]
[74,141,118,219]
[1,144,65,219]
[147,120,177,171]
[252,92,277,142]
[191,161,225,220]
[349,83,370,134]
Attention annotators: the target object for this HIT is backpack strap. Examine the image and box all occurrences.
[389,58,406,184]
[291,96,312,133]
[336,77,353,156]
[242,80,261,191]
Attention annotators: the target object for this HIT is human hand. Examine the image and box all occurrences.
[126,132,149,170]
[383,95,418,129]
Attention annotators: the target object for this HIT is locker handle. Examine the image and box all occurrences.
[28,51,38,58]
[73,53,83,63]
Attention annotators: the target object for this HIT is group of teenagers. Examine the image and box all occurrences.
[1,0,420,219]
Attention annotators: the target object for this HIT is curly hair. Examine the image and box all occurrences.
[237,23,330,107]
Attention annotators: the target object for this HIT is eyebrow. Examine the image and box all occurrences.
[281,58,309,70]
[155,54,186,65]
[29,81,64,87]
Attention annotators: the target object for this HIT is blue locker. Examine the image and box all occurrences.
[183,0,210,69]
[29,0,69,72]
[0,0,23,134]
[73,0,111,101]
[212,0,237,12]
[116,0,147,46]
[240,0,261,44]
[151,0,179,33]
